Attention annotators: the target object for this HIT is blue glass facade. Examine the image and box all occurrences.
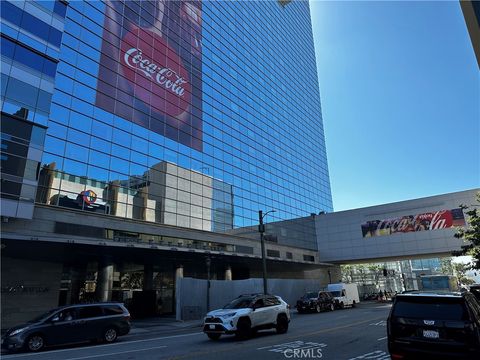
[2,0,332,251]
[1,0,66,219]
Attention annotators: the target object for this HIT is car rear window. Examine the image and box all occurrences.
[393,296,468,321]
[103,305,124,315]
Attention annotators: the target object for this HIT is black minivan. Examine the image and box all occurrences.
[2,302,130,352]
[387,291,480,360]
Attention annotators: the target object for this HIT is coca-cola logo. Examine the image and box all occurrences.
[123,48,188,97]
[429,210,453,230]
[121,28,191,118]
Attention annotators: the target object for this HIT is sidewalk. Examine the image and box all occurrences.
[129,316,203,335]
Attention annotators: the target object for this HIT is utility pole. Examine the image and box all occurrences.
[259,209,275,295]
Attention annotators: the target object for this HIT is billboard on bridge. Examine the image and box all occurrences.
[361,208,465,238]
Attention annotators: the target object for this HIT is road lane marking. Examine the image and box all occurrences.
[2,333,203,359]
[348,350,390,359]
[377,336,387,341]
[257,341,303,350]
[61,345,167,360]
[258,340,327,351]
[369,320,386,326]
[258,341,327,356]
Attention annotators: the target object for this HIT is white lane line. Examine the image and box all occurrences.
[2,333,203,359]
[377,336,387,341]
[257,341,304,350]
[62,345,167,360]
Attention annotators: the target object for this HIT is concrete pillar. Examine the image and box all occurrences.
[175,265,184,279]
[69,266,86,304]
[96,261,114,302]
[175,265,183,321]
[144,264,154,291]
[225,266,232,281]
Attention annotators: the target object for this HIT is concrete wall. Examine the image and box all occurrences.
[176,277,326,320]
[1,257,62,329]
[316,189,478,263]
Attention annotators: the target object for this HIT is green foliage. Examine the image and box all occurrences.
[121,272,144,289]
[439,258,453,275]
[452,262,475,285]
[341,264,354,283]
[367,265,382,285]
[453,192,480,270]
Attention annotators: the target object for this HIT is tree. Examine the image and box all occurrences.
[341,265,354,283]
[367,264,382,286]
[440,258,453,275]
[452,262,475,286]
[121,272,144,289]
[453,192,480,270]
[356,265,369,285]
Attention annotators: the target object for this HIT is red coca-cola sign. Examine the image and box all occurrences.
[121,28,191,118]
[96,0,203,151]
[361,208,465,238]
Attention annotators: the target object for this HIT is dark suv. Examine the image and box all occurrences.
[2,302,130,352]
[470,284,480,303]
[387,291,480,359]
[296,291,335,313]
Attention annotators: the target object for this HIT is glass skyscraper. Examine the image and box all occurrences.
[1,0,332,325]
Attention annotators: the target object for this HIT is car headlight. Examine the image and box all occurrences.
[9,327,27,336]
[220,312,237,318]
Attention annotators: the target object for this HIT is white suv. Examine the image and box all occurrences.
[203,294,290,340]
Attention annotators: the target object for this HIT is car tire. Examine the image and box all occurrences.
[207,333,221,340]
[26,334,45,352]
[329,303,335,311]
[340,302,345,309]
[236,318,251,340]
[276,314,289,334]
[315,304,321,313]
[352,300,356,308]
[103,327,118,343]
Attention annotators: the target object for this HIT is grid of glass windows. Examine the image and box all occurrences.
[1,0,66,219]
[35,0,332,250]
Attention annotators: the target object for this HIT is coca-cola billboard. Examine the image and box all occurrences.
[96,0,203,151]
[361,208,466,238]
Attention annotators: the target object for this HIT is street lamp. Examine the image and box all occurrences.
[206,256,211,312]
[259,209,276,295]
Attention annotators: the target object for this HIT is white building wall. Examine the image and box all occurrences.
[316,189,478,263]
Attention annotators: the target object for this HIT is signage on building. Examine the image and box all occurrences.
[278,0,292,6]
[96,0,203,151]
[361,208,466,238]
[81,190,97,205]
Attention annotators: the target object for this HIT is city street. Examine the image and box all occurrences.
[2,302,392,360]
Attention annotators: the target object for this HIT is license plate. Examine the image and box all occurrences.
[423,330,439,339]
[209,324,215,329]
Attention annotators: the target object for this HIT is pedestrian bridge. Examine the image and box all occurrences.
[315,189,478,264]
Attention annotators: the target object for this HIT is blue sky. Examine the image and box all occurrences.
[310,0,479,211]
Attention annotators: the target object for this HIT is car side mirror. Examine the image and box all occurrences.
[51,316,60,323]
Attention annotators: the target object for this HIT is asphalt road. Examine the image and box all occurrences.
[2,302,392,360]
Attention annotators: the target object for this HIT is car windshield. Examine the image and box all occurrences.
[393,297,468,321]
[330,291,342,297]
[28,309,59,323]
[223,297,254,309]
[304,292,318,299]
